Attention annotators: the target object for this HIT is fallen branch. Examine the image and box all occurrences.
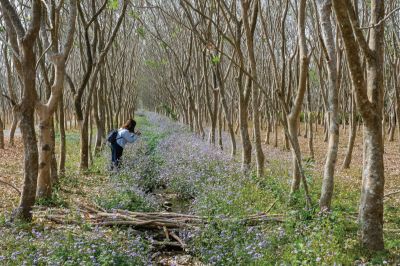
[265,199,279,213]
[163,226,170,241]
[34,203,285,230]
[152,240,184,249]
[169,231,187,249]
[384,190,400,198]
[0,179,21,195]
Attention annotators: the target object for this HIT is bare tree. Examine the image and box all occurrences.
[35,0,77,199]
[317,0,340,211]
[332,0,385,251]
[0,0,42,220]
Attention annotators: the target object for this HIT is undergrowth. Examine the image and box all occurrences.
[1,127,153,265]
[1,112,399,265]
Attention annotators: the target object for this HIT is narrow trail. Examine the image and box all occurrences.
[99,111,285,265]
[110,112,235,265]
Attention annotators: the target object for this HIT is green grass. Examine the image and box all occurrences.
[94,114,164,211]
[0,225,150,265]
[190,160,399,265]
[1,113,399,265]
[0,122,153,265]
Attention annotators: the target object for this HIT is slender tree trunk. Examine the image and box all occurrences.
[308,113,315,159]
[9,110,18,146]
[395,68,400,151]
[80,118,89,170]
[333,0,385,251]
[304,115,308,138]
[265,113,271,145]
[239,93,252,171]
[359,119,384,250]
[218,107,223,150]
[241,0,264,176]
[50,118,58,184]
[58,92,66,174]
[18,106,38,220]
[93,90,103,154]
[288,119,301,192]
[318,0,339,211]
[36,115,54,198]
[3,46,19,146]
[287,0,309,192]
[0,116,4,149]
[216,65,236,157]
[343,93,357,168]
[16,46,40,220]
[274,119,278,147]
[89,111,93,164]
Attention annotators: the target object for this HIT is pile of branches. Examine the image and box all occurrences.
[34,202,284,230]
[33,202,284,250]
[34,203,203,229]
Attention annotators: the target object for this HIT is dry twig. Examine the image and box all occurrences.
[0,179,21,195]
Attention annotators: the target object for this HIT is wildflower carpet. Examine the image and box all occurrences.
[0,112,399,265]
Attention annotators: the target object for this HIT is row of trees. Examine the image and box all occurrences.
[0,1,140,221]
[0,0,397,253]
[136,0,398,252]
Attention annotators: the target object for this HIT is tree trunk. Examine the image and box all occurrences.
[80,118,89,170]
[16,46,39,220]
[274,120,278,147]
[396,67,400,152]
[36,115,54,198]
[9,109,18,146]
[288,0,309,193]
[288,118,301,192]
[359,119,384,250]
[58,92,66,174]
[239,92,252,171]
[50,118,58,184]
[0,116,4,149]
[89,111,93,164]
[216,64,236,157]
[333,0,385,251]
[308,113,315,159]
[93,90,103,154]
[218,107,223,150]
[241,0,264,176]
[343,93,357,169]
[17,106,38,220]
[318,0,339,211]
[36,55,69,198]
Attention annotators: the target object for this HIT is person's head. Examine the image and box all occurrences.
[122,119,136,133]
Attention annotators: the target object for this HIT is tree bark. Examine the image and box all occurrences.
[36,0,77,198]
[0,116,4,149]
[342,92,357,169]
[0,0,42,221]
[241,0,264,176]
[333,0,385,251]
[58,92,66,174]
[318,0,339,211]
[288,0,309,192]
[216,65,236,156]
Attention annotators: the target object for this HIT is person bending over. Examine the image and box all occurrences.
[111,119,141,169]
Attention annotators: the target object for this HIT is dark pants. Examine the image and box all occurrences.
[111,142,123,169]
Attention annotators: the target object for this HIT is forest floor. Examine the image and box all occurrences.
[0,112,399,265]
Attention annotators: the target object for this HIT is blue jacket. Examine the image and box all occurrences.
[116,128,138,148]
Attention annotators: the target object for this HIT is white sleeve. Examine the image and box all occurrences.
[122,130,137,143]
